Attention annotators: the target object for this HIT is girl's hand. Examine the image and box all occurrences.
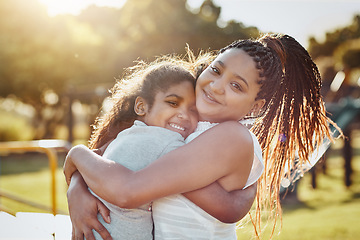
[67,172,112,240]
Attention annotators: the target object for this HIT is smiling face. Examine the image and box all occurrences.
[137,81,198,139]
[195,48,265,123]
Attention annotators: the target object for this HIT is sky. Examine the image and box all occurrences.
[38,0,360,48]
[190,0,360,47]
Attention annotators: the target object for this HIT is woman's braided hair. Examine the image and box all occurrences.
[220,34,342,236]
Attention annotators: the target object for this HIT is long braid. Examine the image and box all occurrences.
[221,34,342,237]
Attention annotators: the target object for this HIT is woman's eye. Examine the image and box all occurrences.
[210,66,220,74]
[231,82,242,91]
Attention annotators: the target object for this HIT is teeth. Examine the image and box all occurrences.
[170,123,184,131]
[205,91,215,101]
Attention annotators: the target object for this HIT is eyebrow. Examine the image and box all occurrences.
[217,60,249,88]
[165,94,183,99]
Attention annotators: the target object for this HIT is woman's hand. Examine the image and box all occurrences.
[63,146,83,185]
[67,171,112,240]
[183,182,257,223]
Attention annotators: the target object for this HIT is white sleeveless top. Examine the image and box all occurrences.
[152,121,264,239]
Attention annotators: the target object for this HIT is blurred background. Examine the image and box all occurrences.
[0,0,359,239]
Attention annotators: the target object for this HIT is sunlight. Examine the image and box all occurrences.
[38,0,85,16]
[38,0,126,16]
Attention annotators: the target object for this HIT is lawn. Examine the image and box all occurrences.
[0,152,69,214]
[0,130,359,239]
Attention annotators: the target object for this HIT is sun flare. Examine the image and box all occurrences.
[38,0,126,17]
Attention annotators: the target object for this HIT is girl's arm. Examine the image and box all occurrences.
[67,171,112,240]
[64,121,254,209]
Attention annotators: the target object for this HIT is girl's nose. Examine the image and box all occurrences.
[209,79,225,94]
[177,108,190,120]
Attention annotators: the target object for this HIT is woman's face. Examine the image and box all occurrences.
[195,48,265,123]
[141,81,198,138]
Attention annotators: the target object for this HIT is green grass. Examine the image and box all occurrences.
[0,152,69,214]
[0,131,360,239]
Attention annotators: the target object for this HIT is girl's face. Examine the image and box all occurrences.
[140,81,198,139]
[195,48,265,123]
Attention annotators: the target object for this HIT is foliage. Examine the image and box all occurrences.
[0,110,35,141]
[0,0,259,140]
[308,15,360,59]
[308,15,360,101]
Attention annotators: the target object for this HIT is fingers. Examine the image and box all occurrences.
[97,201,111,224]
[72,225,85,240]
[91,222,113,240]
[71,226,75,240]
[83,228,96,240]
[72,221,105,240]
[63,157,75,185]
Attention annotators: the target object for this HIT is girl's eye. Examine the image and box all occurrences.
[167,101,178,107]
[231,82,242,91]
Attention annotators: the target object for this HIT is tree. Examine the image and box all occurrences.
[308,15,360,101]
[308,15,360,59]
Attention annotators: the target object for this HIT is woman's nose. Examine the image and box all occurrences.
[209,79,225,94]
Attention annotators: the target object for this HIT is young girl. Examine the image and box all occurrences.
[65,34,341,239]
[84,60,198,239]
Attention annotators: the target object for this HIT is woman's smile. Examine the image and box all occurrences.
[202,89,221,104]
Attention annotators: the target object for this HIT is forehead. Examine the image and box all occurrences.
[156,81,195,97]
[215,48,259,84]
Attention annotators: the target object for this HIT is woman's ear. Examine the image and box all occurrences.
[250,99,266,116]
[134,97,148,116]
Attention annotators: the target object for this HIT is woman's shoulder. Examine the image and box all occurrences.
[192,121,254,154]
[211,121,253,142]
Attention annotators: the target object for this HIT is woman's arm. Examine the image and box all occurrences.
[183,182,257,223]
[64,121,254,209]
